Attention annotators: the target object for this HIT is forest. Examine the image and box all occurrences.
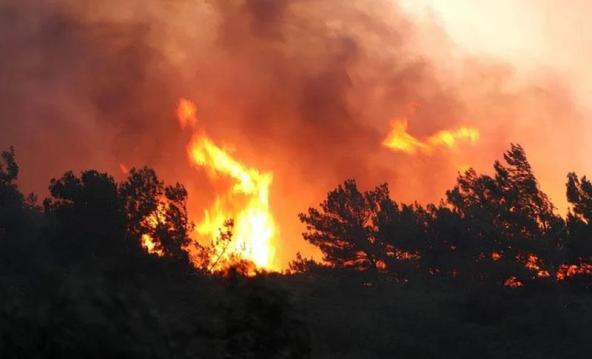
[2,144,592,358]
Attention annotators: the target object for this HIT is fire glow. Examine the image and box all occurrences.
[177,99,277,271]
[382,119,480,155]
[141,206,166,257]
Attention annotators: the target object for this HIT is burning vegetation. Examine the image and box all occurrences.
[177,98,277,272]
[96,99,592,286]
[4,139,592,357]
[295,143,592,289]
[2,0,592,357]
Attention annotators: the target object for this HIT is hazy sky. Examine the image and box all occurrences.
[402,0,592,107]
[401,0,592,212]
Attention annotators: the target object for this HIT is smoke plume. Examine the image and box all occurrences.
[0,0,588,267]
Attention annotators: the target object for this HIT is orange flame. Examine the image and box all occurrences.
[526,254,550,278]
[556,263,592,280]
[141,234,163,255]
[383,119,479,155]
[504,276,523,288]
[177,98,276,271]
[140,207,165,256]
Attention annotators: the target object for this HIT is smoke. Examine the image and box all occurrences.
[0,0,588,267]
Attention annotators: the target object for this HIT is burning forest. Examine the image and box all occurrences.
[2,0,592,358]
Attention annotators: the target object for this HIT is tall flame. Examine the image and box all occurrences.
[383,119,480,154]
[177,98,276,271]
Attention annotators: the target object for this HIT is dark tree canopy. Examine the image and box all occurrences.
[0,147,24,236]
[0,147,42,275]
[0,148,309,358]
[299,144,581,287]
[445,144,563,284]
[565,172,592,263]
[3,143,592,358]
[120,167,193,264]
[298,180,392,270]
[39,166,196,271]
[44,170,128,267]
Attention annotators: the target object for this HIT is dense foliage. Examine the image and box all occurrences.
[0,148,308,358]
[298,144,592,288]
[2,144,592,358]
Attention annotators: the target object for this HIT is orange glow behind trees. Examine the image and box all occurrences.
[139,206,166,256]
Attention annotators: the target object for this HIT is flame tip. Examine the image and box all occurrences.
[383,118,480,155]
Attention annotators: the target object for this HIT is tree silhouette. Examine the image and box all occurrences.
[420,205,474,282]
[565,172,592,264]
[4,143,592,357]
[119,167,194,265]
[119,167,162,243]
[41,166,195,273]
[373,201,428,277]
[493,144,563,269]
[446,144,562,284]
[0,147,42,275]
[301,145,569,286]
[206,218,235,272]
[0,147,24,241]
[0,147,314,358]
[43,170,129,269]
[299,179,392,271]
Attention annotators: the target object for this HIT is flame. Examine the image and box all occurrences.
[140,207,165,256]
[497,254,550,287]
[122,163,164,257]
[556,263,592,280]
[526,254,550,278]
[141,233,163,256]
[504,276,523,288]
[382,119,479,155]
[177,98,276,271]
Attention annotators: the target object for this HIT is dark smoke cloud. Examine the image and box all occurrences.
[0,0,186,191]
[0,0,586,266]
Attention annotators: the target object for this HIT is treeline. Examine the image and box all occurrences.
[3,144,592,358]
[0,147,309,358]
[295,144,592,288]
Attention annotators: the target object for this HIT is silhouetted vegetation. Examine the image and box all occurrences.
[298,144,590,287]
[2,144,592,358]
[0,148,307,358]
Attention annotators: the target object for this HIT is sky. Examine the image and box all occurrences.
[401,0,592,107]
[401,0,592,211]
[1,0,591,269]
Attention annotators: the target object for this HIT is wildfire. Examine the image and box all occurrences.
[382,119,479,154]
[526,254,550,278]
[177,98,276,272]
[141,234,163,255]
[556,263,592,280]
[499,254,550,287]
[140,206,166,256]
[504,276,523,288]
